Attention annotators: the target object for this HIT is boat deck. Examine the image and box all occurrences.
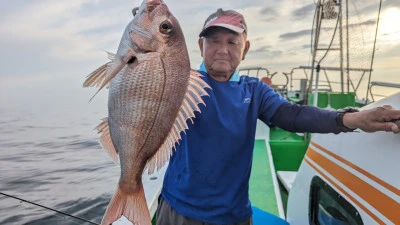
[249,139,281,216]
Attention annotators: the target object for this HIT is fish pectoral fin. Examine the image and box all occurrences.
[83,62,110,88]
[83,51,117,89]
[106,51,116,61]
[144,69,212,175]
[84,49,137,101]
[101,185,151,225]
[95,117,119,164]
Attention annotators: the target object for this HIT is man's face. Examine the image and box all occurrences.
[199,27,250,82]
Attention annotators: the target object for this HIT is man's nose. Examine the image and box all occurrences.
[216,43,229,54]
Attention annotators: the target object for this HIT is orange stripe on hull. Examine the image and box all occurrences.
[311,141,400,196]
[306,147,399,224]
[304,158,385,225]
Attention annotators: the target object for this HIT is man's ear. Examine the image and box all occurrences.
[198,38,204,57]
[242,40,250,60]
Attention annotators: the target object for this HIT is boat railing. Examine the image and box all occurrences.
[285,66,373,96]
[369,81,400,102]
[239,67,289,97]
[285,67,332,92]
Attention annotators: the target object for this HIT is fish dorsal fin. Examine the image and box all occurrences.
[95,117,119,164]
[145,70,211,174]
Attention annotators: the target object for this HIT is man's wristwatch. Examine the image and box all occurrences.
[336,107,359,132]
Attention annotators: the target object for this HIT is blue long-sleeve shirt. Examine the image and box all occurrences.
[161,71,341,224]
[271,102,341,133]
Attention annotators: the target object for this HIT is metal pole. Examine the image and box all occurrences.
[339,0,344,93]
[346,0,350,93]
[313,64,321,106]
[308,1,322,102]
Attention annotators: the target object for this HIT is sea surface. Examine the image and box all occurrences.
[0,105,166,225]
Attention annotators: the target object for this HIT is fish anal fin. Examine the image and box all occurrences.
[101,185,151,225]
[145,69,212,174]
[95,118,119,164]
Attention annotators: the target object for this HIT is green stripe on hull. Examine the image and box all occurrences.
[249,140,279,216]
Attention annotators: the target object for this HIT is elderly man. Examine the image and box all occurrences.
[155,8,400,225]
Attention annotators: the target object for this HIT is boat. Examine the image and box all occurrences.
[236,0,400,224]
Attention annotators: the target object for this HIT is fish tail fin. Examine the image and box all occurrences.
[101,185,152,225]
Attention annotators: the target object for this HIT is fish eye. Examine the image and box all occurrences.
[159,21,173,34]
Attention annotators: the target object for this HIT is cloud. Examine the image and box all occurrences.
[0,0,138,79]
[384,0,400,8]
[247,47,282,59]
[252,37,266,42]
[259,7,279,21]
[277,17,375,42]
[249,46,272,54]
[279,29,311,40]
[292,3,316,20]
[347,19,376,28]
[268,50,283,58]
[0,0,398,90]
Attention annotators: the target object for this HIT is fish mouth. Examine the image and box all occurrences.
[147,0,164,12]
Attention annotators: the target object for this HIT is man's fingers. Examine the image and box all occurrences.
[379,122,395,132]
[391,120,400,133]
[380,107,400,122]
[382,105,393,110]
[367,122,397,133]
[391,124,400,133]
[393,119,400,128]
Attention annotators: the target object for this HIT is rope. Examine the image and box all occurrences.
[0,191,100,225]
[318,4,341,64]
[310,2,318,54]
[365,0,382,104]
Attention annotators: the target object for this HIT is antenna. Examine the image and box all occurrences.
[305,0,379,105]
[308,0,341,106]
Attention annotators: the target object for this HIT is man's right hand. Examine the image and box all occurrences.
[343,105,400,133]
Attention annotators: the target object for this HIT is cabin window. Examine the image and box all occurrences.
[309,176,363,225]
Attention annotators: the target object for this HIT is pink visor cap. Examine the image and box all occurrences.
[199,8,247,37]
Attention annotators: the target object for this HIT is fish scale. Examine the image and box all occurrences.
[110,58,165,154]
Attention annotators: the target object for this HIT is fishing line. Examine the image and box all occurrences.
[0,191,100,225]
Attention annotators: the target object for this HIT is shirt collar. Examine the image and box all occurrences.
[199,61,240,82]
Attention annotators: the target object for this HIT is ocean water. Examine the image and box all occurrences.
[0,105,166,225]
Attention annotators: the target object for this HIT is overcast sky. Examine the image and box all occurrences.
[0,0,399,113]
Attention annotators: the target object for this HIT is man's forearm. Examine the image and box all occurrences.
[270,102,341,134]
